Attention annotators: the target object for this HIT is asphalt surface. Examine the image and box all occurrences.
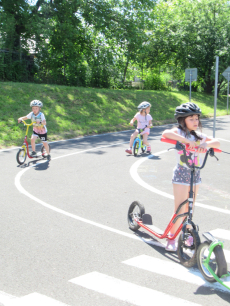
[0,115,230,306]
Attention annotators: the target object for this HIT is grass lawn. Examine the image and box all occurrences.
[0,81,228,148]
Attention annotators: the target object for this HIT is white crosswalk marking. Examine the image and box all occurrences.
[123,255,230,293]
[224,249,230,263]
[69,271,201,306]
[0,291,15,306]
[1,293,69,306]
[210,229,230,241]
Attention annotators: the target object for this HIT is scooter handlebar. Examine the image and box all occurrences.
[161,137,222,153]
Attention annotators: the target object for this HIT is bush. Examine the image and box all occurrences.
[144,72,168,90]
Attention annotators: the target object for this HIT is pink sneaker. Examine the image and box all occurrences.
[165,239,177,252]
[125,149,132,154]
[185,236,193,247]
[147,145,151,153]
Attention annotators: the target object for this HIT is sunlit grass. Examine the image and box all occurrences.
[0,81,228,148]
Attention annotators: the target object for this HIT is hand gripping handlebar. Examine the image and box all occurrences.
[161,137,221,153]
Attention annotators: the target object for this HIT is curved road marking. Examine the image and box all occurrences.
[130,152,230,215]
[15,142,165,248]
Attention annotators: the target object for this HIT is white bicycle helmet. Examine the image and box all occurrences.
[30,100,43,107]
[137,101,151,110]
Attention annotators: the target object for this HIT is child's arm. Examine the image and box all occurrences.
[147,120,152,129]
[162,128,197,149]
[198,136,220,151]
[18,116,28,123]
[130,117,137,126]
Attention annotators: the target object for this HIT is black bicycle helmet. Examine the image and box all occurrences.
[137,101,151,110]
[174,102,201,120]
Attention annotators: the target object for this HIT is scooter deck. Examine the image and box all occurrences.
[142,214,164,235]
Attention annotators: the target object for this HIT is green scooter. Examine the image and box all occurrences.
[197,232,230,290]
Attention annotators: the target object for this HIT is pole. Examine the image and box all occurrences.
[213,56,219,138]
[227,73,229,115]
[189,71,192,102]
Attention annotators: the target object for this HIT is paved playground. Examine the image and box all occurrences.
[0,115,230,306]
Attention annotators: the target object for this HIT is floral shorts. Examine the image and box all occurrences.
[172,165,201,186]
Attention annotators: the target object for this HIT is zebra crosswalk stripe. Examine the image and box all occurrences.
[123,255,230,293]
[1,293,69,306]
[69,271,201,306]
[210,229,230,241]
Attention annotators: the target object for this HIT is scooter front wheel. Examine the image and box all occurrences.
[127,201,145,231]
[197,242,217,282]
[177,229,200,268]
[16,148,27,165]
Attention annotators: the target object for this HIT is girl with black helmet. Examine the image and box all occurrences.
[162,102,220,252]
[18,100,51,161]
[125,101,152,154]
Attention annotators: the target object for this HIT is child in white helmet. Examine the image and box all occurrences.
[18,100,51,161]
[125,101,152,154]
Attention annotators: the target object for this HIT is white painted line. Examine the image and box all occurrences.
[210,229,230,241]
[0,128,133,152]
[15,145,167,247]
[123,255,230,293]
[4,293,69,306]
[15,161,165,246]
[0,291,15,306]
[130,153,230,215]
[69,271,201,306]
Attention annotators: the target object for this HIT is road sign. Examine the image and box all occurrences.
[185,68,197,82]
[222,67,230,114]
[222,67,230,80]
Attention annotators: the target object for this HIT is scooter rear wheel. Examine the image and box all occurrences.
[197,242,217,282]
[16,148,27,165]
[127,201,145,231]
[133,141,139,156]
[41,144,51,157]
[177,229,200,268]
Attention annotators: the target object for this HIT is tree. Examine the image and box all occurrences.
[147,0,230,93]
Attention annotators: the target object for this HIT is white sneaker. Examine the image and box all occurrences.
[165,239,177,252]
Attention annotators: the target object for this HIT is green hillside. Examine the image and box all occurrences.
[0,82,227,148]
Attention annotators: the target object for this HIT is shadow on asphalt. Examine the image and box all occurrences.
[17,158,49,170]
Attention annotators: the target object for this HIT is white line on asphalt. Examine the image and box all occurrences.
[69,271,201,306]
[123,255,230,293]
[0,291,15,306]
[210,229,230,241]
[130,152,230,215]
[3,292,69,306]
[15,145,166,248]
[0,127,138,153]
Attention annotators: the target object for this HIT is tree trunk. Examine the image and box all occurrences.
[122,54,129,83]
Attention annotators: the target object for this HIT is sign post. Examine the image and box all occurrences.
[222,66,230,115]
[185,68,197,102]
[213,57,219,138]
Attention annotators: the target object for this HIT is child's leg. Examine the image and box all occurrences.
[170,184,199,236]
[31,135,37,152]
[142,133,149,146]
[129,130,138,148]
[42,141,50,154]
